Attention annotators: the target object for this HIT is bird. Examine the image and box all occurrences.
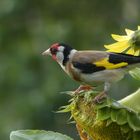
[42,43,140,102]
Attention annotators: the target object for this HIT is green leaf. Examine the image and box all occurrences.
[119,88,140,113]
[10,130,74,140]
[129,68,140,80]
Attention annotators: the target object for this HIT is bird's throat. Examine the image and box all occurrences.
[52,55,57,61]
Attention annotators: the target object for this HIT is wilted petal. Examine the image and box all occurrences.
[125,28,134,36]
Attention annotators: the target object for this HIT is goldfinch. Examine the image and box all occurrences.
[42,43,140,100]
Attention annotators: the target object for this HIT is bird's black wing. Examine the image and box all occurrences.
[72,62,105,74]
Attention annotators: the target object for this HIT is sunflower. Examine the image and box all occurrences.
[104,26,140,56]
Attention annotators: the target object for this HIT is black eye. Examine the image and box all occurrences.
[50,47,57,54]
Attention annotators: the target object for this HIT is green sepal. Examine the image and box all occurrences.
[96,107,111,121]
[120,124,131,133]
[127,112,140,131]
[115,109,127,125]
[57,105,72,113]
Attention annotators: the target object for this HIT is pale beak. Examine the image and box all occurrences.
[42,49,50,56]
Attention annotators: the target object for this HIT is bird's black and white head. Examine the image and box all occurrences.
[42,43,77,66]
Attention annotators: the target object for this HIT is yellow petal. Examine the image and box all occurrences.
[125,28,134,36]
[134,50,140,56]
[138,26,140,30]
[104,40,129,52]
[127,48,135,55]
[111,34,130,41]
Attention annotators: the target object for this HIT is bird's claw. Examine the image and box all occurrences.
[93,91,107,104]
[74,85,94,94]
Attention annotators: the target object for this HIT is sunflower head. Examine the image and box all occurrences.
[105,26,140,56]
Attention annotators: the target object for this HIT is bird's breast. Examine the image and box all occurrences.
[65,62,82,82]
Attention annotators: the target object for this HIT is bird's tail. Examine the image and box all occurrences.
[121,55,140,71]
[133,55,140,65]
[126,55,140,64]
[133,56,140,67]
[110,53,140,65]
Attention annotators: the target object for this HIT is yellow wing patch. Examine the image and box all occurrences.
[94,58,128,69]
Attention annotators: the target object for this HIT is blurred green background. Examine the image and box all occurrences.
[0,0,140,139]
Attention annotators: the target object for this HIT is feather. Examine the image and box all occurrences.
[94,58,128,69]
[71,51,140,74]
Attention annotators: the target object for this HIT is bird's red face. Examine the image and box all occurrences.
[42,43,60,61]
[49,43,60,60]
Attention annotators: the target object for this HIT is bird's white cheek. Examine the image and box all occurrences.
[56,52,64,64]
[56,52,66,71]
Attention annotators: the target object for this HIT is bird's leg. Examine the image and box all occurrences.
[75,85,93,94]
[93,82,110,103]
[104,82,111,93]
